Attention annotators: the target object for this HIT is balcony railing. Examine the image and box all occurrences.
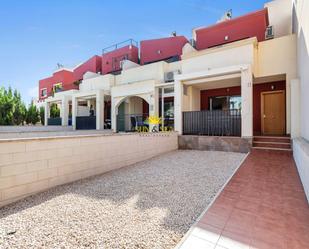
[102,39,138,54]
[47,117,62,126]
[183,109,241,136]
[76,116,96,130]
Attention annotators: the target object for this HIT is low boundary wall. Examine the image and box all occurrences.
[178,135,252,153]
[0,125,73,133]
[0,133,178,207]
[293,137,309,203]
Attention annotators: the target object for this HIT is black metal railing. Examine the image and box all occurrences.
[117,113,149,132]
[76,116,96,130]
[183,109,241,136]
[47,117,62,126]
[160,116,174,129]
[102,39,138,54]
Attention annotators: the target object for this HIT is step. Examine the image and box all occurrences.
[252,147,292,152]
[253,141,291,149]
[253,136,291,143]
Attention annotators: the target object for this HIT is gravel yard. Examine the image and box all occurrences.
[0,150,245,249]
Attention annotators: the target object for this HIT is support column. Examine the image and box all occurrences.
[148,89,159,132]
[174,80,183,134]
[61,96,69,126]
[291,78,301,138]
[44,101,49,126]
[286,75,292,135]
[72,96,77,130]
[241,66,253,138]
[96,90,105,130]
[111,98,117,132]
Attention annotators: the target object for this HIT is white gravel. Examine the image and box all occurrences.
[0,150,245,249]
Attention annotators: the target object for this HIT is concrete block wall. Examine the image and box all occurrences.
[0,133,178,207]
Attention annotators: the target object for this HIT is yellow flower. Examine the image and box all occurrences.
[147,115,162,125]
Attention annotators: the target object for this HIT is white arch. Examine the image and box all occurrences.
[111,94,151,132]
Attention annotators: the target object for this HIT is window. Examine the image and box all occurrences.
[41,88,47,97]
[53,83,63,93]
[209,96,241,111]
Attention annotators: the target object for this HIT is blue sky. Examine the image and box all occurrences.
[0,0,267,104]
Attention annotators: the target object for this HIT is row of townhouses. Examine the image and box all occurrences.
[38,0,309,194]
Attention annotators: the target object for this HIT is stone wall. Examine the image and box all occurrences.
[0,133,178,207]
[178,135,252,153]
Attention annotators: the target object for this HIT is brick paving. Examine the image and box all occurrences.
[178,149,309,249]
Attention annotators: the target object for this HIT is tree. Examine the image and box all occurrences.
[0,87,14,125]
[39,106,45,125]
[0,86,27,125]
[50,103,60,118]
[12,90,27,125]
[26,104,40,125]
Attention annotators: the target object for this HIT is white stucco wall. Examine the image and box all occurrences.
[293,0,309,140]
[292,0,309,203]
[119,62,165,85]
[181,40,255,74]
[182,86,200,112]
[293,138,309,202]
[256,34,297,135]
[265,0,292,38]
[79,74,115,92]
[111,80,156,99]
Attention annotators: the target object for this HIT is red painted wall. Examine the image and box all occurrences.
[39,55,103,100]
[142,100,149,115]
[195,9,269,50]
[253,81,286,134]
[101,45,139,74]
[73,55,102,80]
[140,36,188,65]
[39,69,77,100]
[200,81,286,134]
[200,86,241,110]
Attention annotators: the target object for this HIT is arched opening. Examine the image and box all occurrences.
[116,96,149,132]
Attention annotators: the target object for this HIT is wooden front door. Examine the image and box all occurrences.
[261,91,285,135]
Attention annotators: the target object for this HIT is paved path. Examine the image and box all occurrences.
[178,149,309,249]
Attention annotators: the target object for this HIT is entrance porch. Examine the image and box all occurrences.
[44,94,71,127]
[71,90,111,130]
[175,65,289,138]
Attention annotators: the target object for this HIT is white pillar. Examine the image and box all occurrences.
[44,101,49,126]
[241,67,253,138]
[72,96,77,130]
[174,80,183,134]
[96,90,105,130]
[286,75,292,135]
[61,96,69,126]
[111,98,117,132]
[291,78,301,138]
[148,89,159,132]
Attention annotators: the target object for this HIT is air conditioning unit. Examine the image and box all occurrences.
[265,26,274,40]
[164,70,180,83]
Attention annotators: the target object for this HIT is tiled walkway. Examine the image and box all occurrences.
[178,149,309,249]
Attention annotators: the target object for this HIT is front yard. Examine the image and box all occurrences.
[0,150,245,249]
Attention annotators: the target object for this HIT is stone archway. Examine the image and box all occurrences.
[113,95,150,132]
